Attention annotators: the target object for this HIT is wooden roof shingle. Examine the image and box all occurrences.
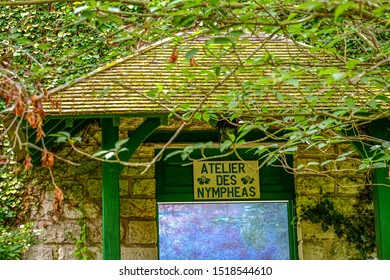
[44,33,387,118]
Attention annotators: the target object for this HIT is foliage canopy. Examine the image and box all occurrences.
[0,0,389,174]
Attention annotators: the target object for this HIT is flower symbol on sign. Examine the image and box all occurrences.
[197,176,210,185]
[241,176,254,184]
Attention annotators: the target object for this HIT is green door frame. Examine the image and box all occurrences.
[344,118,390,259]
[101,117,162,260]
[370,119,390,260]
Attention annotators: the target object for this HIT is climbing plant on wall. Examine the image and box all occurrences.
[301,185,376,259]
[0,120,40,259]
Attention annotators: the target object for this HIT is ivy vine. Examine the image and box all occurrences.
[301,186,375,259]
[0,122,41,259]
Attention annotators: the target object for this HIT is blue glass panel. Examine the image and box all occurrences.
[158,202,290,260]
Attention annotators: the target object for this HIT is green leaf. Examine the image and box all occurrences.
[92,150,109,158]
[164,150,183,160]
[74,5,90,14]
[72,137,82,143]
[207,0,220,5]
[382,141,390,149]
[368,100,379,109]
[219,140,232,152]
[276,92,284,103]
[55,136,68,143]
[297,1,324,11]
[284,146,298,153]
[115,139,128,150]
[320,159,333,166]
[108,14,124,24]
[185,48,199,60]
[213,37,232,44]
[37,44,50,51]
[334,2,354,20]
[346,59,360,69]
[228,30,244,37]
[104,151,116,159]
[287,79,299,87]
[227,131,236,142]
[213,65,221,76]
[332,72,345,81]
[228,101,240,109]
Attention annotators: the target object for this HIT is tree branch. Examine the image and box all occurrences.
[0,0,148,7]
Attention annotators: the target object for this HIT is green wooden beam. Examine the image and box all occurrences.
[118,117,162,175]
[341,125,372,159]
[101,118,121,260]
[370,118,390,260]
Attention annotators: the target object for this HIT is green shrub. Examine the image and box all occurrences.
[0,223,40,260]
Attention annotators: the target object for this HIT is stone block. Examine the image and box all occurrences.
[299,220,338,240]
[87,179,102,198]
[131,145,154,159]
[120,198,156,219]
[45,190,55,201]
[37,220,81,243]
[302,242,323,260]
[337,177,365,194]
[128,221,157,245]
[58,245,101,260]
[122,159,154,178]
[337,143,360,156]
[58,245,76,260]
[335,158,363,171]
[121,247,158,260]
[72,160,101,176]
[82,145,98,155]
[86,220,102,244]
[120,117,145,130]
[61,181,84,201]
[83,129,102,146]
[63,204,83,219]
[329,241,359,260]
[296,176,335,195]
[86,219,125,244]
[295,195,321,216]
[132,179,156,197]
[88,247,102,260]
[120,179,129,196]
[328,197,357,217]
[294,158,321,171]
[296,144,335,155]
[81,202,101,219]
[24,245,54,260]
[30,200,53,220]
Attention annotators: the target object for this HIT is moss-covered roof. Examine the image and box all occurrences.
[45,32,386,118]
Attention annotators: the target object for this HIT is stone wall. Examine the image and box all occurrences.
[294,144,374,260]
[24,119,374,260]
[25,121,157,260]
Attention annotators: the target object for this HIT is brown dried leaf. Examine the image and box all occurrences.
[190,57,199,67]
[41,150,54,168]
[25,112,38,128]
[23,155,33,171]
[169,46,179,63]
[35,126,46,142]
[54,186,64,205]
[13,99,25,116]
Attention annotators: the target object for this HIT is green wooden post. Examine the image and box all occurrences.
[101,118,121,260]
[370,118,390,260]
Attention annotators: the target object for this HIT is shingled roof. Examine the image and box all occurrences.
[44,32,384,118]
